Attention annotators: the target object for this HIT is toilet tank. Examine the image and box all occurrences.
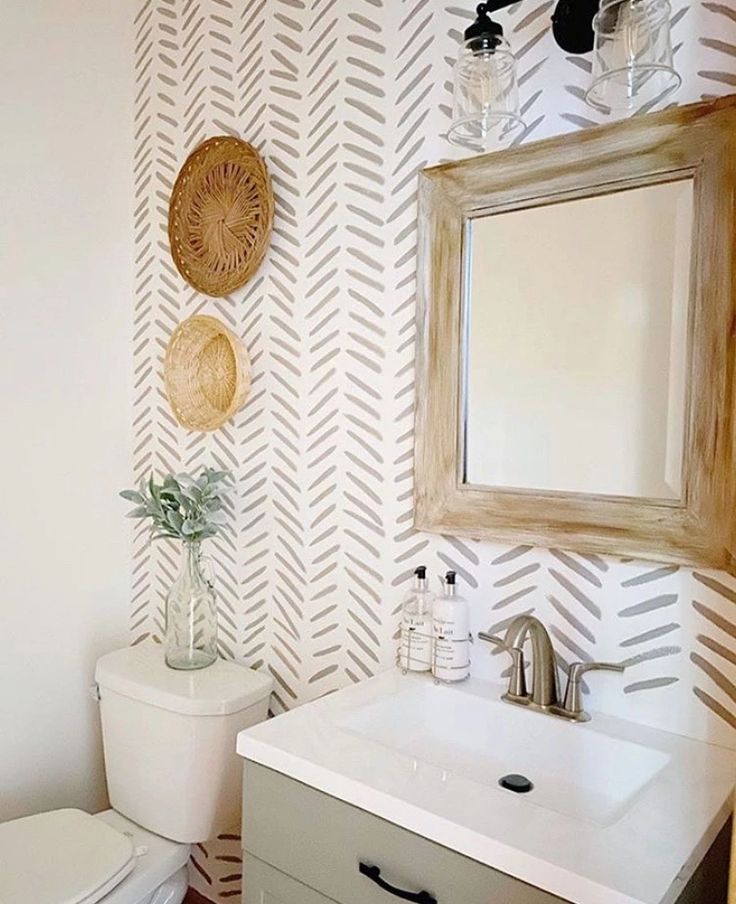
[95,645,273,844]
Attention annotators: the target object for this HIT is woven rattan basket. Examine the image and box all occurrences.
[164,315,251,431]
[169,136,274,297]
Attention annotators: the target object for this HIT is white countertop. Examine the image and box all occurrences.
[237,670,734,904]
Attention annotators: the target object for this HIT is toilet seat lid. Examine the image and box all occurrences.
[0,809,135,904]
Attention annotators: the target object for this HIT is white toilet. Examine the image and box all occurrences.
[0,644,273,904]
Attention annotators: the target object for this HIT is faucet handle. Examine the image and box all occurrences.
[477,631,527,700]
[570,661,625,677]
[477,630,508,650]
[555,660,626,722]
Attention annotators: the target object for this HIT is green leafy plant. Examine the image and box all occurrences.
[120,468,233,543]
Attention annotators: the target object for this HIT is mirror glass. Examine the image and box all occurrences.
[463,179,694,500]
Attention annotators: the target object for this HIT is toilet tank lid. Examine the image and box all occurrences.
[95,644,273,716]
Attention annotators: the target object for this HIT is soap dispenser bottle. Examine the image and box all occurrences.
[432,570,470,682]
[399,565,434,672]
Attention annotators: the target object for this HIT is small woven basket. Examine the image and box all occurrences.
[164,315,251,432]
[169,136,274,297]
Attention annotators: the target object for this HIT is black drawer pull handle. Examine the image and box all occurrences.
[358,862,437,904]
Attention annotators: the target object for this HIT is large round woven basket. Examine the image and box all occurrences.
[168,136,274,297]
[164,315,251,431]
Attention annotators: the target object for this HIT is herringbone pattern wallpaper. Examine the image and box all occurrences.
[131,1,736,898]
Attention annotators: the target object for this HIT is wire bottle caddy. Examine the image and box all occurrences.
[397,625,472,682]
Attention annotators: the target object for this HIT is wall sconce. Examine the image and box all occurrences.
[448,6,525,152]
[449,0,680,151]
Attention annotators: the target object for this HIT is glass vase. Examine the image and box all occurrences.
[165,541,218,670]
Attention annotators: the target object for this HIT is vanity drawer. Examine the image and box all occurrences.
[243,853,338,904]
[242,762,570,904]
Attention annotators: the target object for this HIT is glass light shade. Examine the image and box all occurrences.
[586,0,681,113]
[448,37,525,152]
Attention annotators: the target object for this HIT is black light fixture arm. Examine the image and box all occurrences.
[476,0,520,15]
[466,0,601,55]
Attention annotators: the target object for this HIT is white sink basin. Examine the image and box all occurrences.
[339,682,670,826]
[237,671,735,904]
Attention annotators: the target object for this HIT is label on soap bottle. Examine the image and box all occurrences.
[400,614,432,671]
[432,621,470,681]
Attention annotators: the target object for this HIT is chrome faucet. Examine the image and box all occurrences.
[478,616,625,723]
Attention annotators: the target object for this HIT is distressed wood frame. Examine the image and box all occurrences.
[414,95,736,571]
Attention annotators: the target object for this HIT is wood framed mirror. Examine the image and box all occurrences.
[414,96,736,571]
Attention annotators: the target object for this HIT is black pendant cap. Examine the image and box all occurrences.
[465,3,504,52]
[551,0,600,54]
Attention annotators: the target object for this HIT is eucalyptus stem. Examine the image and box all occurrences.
[120,468,233,544]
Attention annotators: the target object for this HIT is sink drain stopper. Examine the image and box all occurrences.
[499,773,533,793]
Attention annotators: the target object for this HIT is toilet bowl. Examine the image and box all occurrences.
[0,645,273,904]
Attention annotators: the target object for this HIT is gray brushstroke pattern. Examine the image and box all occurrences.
[131,2,736,898]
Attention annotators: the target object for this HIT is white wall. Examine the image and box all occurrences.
[0,2,133,821]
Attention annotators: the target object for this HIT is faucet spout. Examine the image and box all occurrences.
[504,615,559,708]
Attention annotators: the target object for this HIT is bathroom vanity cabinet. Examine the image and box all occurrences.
[241,762,730,904]
[242,762,569,904]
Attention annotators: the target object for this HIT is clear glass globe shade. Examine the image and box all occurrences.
[586,0,681,113]
[449,37,525,153]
